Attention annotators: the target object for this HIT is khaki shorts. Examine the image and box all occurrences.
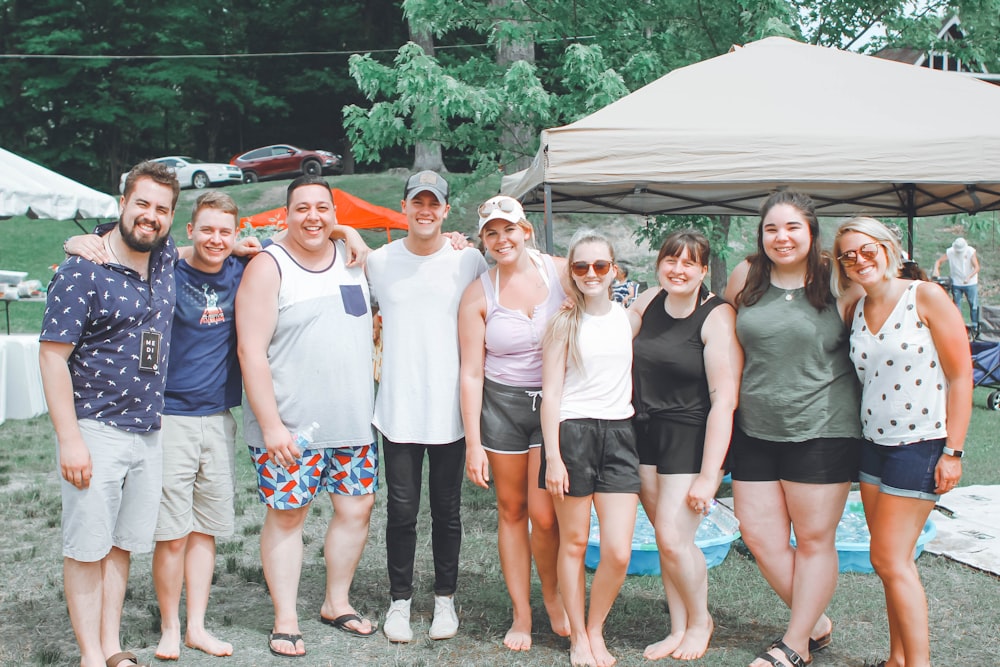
[154,412,237,541]
[61,419,163,562]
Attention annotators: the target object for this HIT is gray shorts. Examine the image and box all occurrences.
[60,419,163,561]
[481,378,543,454]
[155,411,237,541]
[540,418,640,497]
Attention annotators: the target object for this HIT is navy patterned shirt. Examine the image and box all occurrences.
[40,234,178,432]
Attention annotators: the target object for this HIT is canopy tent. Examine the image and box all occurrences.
[240,188,408,241]
[501,36,1000,253]
[0,147,119,221]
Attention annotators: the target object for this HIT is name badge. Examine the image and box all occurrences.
[139,330,162,373]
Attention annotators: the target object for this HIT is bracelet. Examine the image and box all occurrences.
[942,446,964,459]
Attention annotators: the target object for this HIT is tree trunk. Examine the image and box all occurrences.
[408,21,446,173]
[493,0,535,173]
[710,215,731,295]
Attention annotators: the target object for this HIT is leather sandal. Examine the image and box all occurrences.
[753,639,811,667]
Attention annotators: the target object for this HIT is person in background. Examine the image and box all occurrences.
[39,161,179,667]
[237,176,378,658]
[611,263,639,308]
[458,195,570,650]
[631,229,742,661]
[724,191,862,667]
[933,236,980,334]
[833,217,971,667]
[367,171,488,643]
[541,229,640,667]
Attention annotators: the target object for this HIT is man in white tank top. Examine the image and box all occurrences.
[933,236,980,331]
[237,176,378,657]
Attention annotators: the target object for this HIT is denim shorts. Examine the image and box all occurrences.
[859,438,944,501]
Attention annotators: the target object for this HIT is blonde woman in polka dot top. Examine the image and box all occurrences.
[833,216,972,667]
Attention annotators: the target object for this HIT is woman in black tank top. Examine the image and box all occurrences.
[631,230,742,661]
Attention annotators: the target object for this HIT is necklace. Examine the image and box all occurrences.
[771,275,805,301]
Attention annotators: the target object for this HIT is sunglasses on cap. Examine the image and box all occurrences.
[478,197,520,218]
[837,242,883,267]
[570,260,614,277]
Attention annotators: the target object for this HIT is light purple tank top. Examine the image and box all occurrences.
[483,252,566,387]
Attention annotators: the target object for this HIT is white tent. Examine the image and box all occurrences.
[0,147,119,221]
[502,36,1000,248]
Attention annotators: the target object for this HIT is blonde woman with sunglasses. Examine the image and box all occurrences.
[459,195,572,650]
[540,229,641,667]
[832,217,971,667]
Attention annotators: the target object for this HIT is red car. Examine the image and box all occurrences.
[230,144,343,183]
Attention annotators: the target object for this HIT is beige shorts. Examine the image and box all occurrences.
[154,411,237,541]
[61,419,163,561]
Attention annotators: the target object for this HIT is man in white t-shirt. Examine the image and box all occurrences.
[933,236,980,330]
[366,171,487,643]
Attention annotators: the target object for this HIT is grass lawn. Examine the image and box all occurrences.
[1,174,998,665]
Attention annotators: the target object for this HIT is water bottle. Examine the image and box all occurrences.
[293,422,320,450]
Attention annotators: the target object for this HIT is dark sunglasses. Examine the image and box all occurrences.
[837,242,883,267]
[478,197,520,218]
[570,260,614,277]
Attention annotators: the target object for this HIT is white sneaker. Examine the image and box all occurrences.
[428,595,459,640]
[383,598,413,643]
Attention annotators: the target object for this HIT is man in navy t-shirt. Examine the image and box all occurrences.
[151,191,251,659]
[40,161,179,667]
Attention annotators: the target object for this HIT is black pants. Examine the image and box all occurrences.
[382,436,465,600]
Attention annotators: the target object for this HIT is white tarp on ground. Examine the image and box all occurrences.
[502,36,1000,218]
[927,484,1000,576]
[0,147,118,220]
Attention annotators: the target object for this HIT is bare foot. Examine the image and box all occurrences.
[503,623,532,651]
[671,617,713,661]
[543,590,571,637]
[811,614,833,646]
[569,640,597,667]
[155,626,181,660]
[643,632,684,660]
[185,627,233,657]
[588,631,617,667]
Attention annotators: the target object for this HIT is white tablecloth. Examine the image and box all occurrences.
[0,335,48,426]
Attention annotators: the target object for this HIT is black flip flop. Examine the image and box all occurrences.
[268,632,305,658]
[320,613,377,637]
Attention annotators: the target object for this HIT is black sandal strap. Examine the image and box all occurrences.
[772,640,810,667]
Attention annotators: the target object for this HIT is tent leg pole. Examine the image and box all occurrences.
[544,184,553,254]
[907,214,914,259]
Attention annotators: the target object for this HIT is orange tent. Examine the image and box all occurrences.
[240,188,408,242]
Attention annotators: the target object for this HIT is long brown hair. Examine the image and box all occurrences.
[737,190,833,311]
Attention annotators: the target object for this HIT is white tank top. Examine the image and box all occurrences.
[560,305,635,421]
[849,282,947,446]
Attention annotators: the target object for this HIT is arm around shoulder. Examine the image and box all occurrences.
[724,260,750,306]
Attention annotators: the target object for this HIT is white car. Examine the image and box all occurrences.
[119,156,243,192]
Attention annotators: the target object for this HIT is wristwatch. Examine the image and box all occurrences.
[942,446,964,459]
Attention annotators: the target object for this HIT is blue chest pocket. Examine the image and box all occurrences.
[340,284,368,317]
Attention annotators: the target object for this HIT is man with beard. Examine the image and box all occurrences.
[39,160,179,667]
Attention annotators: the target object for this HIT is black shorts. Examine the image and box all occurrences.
[540,418,640,497]
[636,417,706,475]
[729,429,861,484]
[481,378,543,454]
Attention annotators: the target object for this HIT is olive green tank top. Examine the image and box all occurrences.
[735,284,861,441]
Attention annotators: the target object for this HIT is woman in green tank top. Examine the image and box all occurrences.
[724,191,862,667]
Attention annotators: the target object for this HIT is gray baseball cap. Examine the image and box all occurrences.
[404,170,449,203]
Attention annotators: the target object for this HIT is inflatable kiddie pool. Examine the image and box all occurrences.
[792,499,937,573]
[585,502,740,576]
